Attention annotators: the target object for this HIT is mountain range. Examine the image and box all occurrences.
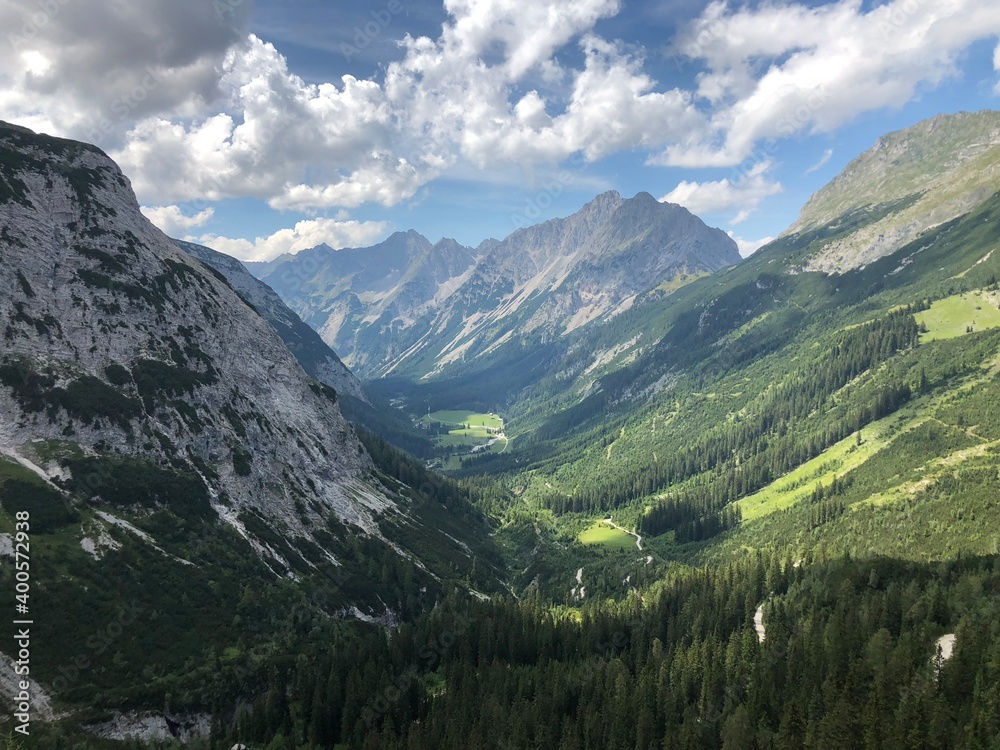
[4,111,1000,747]
[251,191,740,379]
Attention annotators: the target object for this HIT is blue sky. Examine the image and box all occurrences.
[3,0,1000,259]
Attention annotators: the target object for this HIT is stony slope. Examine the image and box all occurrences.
[786,110,1000,273]
[0,123,381,541]
[175,239,367,402]
[0,122,494,591]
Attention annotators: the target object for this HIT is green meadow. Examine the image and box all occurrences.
[578,522,637,550]
[915,290,1000,341]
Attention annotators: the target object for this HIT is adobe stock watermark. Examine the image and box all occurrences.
[341,0,404,61]
[359,611,473,728]
[7,0,71,52]
[214,0,244,22]
[564,628,630,694]
[725,85,830,191]
[50,601,145,696]
[510,170,575,230]
[877,0,921,40]
[181,125,279,207]
[509,128,623,229]
[85,67,164,148]
[666,19,724,73]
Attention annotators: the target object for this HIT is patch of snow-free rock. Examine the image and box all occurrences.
[0,650,56,721]
[95,512,194,566]
[86,711,211,743]
[79,520,122,560]
[754,604,766,643]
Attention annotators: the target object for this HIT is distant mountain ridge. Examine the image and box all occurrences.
[251,191,740,378]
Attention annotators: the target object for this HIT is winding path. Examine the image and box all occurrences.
[754,604,766,643]
[602,517,643,551]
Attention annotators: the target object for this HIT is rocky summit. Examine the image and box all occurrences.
[252,190,741,379]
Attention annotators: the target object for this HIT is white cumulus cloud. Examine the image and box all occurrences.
[2,0,1000,223]
[994,42,1000,93]
[659,0,1000,167]
[662,161,782,224]
[141,204,215,235]
[728,233,775,258]
[187,217,389,263]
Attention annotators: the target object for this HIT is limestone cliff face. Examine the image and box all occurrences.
[175,239,367,402]
[0,122,392,560]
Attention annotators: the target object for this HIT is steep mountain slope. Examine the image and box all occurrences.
[175,239,367,402]
[785,109,1000,272]
[0,123,393,538]
[438,111,1000,606]
[0,122,500,732]
[254,191,740,379]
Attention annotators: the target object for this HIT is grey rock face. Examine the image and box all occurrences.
[175,239,367,402]
[0,122,392,558]
[786,110,1000,273]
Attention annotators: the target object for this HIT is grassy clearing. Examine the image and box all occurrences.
[737,409,927,522]
[856,437,998,509]
[490,437,510,453]
[437,433,484,448]
[655,271,710,295]
[737,337,1000,523]
[422,410,503,430]
[421,410,503,445]
[420,409,506,468]
[915,291,1000,342]
[0,455,37,485]
[578,523,636,550]
[733,294,1000,522]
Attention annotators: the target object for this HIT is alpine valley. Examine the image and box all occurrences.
[3,110,1000,750]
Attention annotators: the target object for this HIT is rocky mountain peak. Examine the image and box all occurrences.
[0,121,399,571]
[254,184,741,378]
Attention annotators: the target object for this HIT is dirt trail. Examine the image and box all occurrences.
[754,604,766,643]
[602,517,643,551]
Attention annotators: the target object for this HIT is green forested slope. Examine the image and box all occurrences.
[7,119,1000,749]
[209,185,1000,750]
[448,189,1000,577]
